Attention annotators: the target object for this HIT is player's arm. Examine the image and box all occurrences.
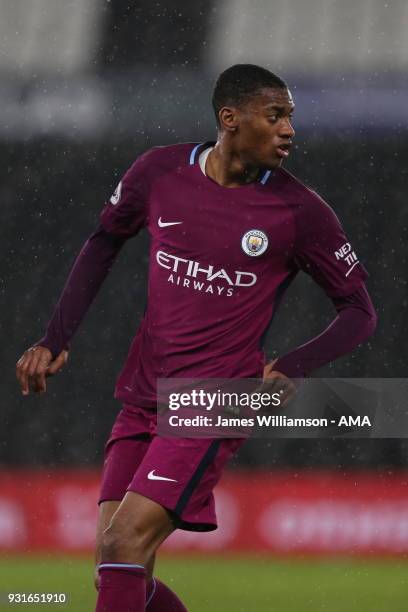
[269,283,377,378]
[265,192,377,381]
[16,226,127,395]
[16,151,151,395]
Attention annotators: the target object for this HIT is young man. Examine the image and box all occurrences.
[16,64,377,611]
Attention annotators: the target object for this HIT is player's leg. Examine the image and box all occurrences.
[145,577,187,611]
[96,416,186,610]
[114,435,245,611]
[128,436,244,532]
[96,491,176,612]
[94,500,156,590]
[96,430,151,588]
[95,501,119,589]
[95,499,187,611]
[100,491,174,563]
[95,403,156,611]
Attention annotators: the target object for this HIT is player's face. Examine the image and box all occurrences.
[234,87,295,169]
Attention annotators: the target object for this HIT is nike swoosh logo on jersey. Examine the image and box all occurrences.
[147,470,178,482]
[158,217,183,227]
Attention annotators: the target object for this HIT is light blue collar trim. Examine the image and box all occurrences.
[191,143,272,186]
[189,143,201,165]
[260,169,272,185]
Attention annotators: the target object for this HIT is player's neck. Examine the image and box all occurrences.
[206,140,260,188]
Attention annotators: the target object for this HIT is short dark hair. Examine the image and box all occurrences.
[212,64,287,127]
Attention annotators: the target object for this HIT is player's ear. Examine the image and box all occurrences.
[218,106,239,132]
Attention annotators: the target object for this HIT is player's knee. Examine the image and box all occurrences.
[100,518,152,563]
[101,522,130,560]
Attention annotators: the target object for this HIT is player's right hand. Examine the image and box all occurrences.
[262,359,297,408]
[16,346,69,395]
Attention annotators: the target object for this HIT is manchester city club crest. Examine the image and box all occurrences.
[241,229,269,257]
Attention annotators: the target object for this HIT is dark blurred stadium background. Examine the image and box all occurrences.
[1,1,408,610]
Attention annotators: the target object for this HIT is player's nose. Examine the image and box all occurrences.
[279,118,295,139]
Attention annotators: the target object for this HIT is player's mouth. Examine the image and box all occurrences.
[275,142,292,158]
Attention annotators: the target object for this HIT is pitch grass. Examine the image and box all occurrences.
[0,554,407,611]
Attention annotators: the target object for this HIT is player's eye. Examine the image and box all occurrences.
[268,115,278,122]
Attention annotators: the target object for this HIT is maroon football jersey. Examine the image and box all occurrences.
[100,143,367,408]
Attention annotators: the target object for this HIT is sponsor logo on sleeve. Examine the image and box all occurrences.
[334,242,360,276]
[110,181,122,205]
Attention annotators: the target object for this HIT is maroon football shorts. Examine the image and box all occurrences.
[99,404,243,531]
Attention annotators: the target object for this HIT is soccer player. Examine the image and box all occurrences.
[16,64,377,611]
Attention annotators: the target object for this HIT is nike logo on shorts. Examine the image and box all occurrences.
[158,217,182,227]
[147,469,178,482]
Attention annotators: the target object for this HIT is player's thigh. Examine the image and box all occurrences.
[127,436,244,531]
[95,433,152,587]
[99,434,151,505]
[101,491,176,563]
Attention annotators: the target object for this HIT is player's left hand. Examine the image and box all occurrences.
[262,359,296,408]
